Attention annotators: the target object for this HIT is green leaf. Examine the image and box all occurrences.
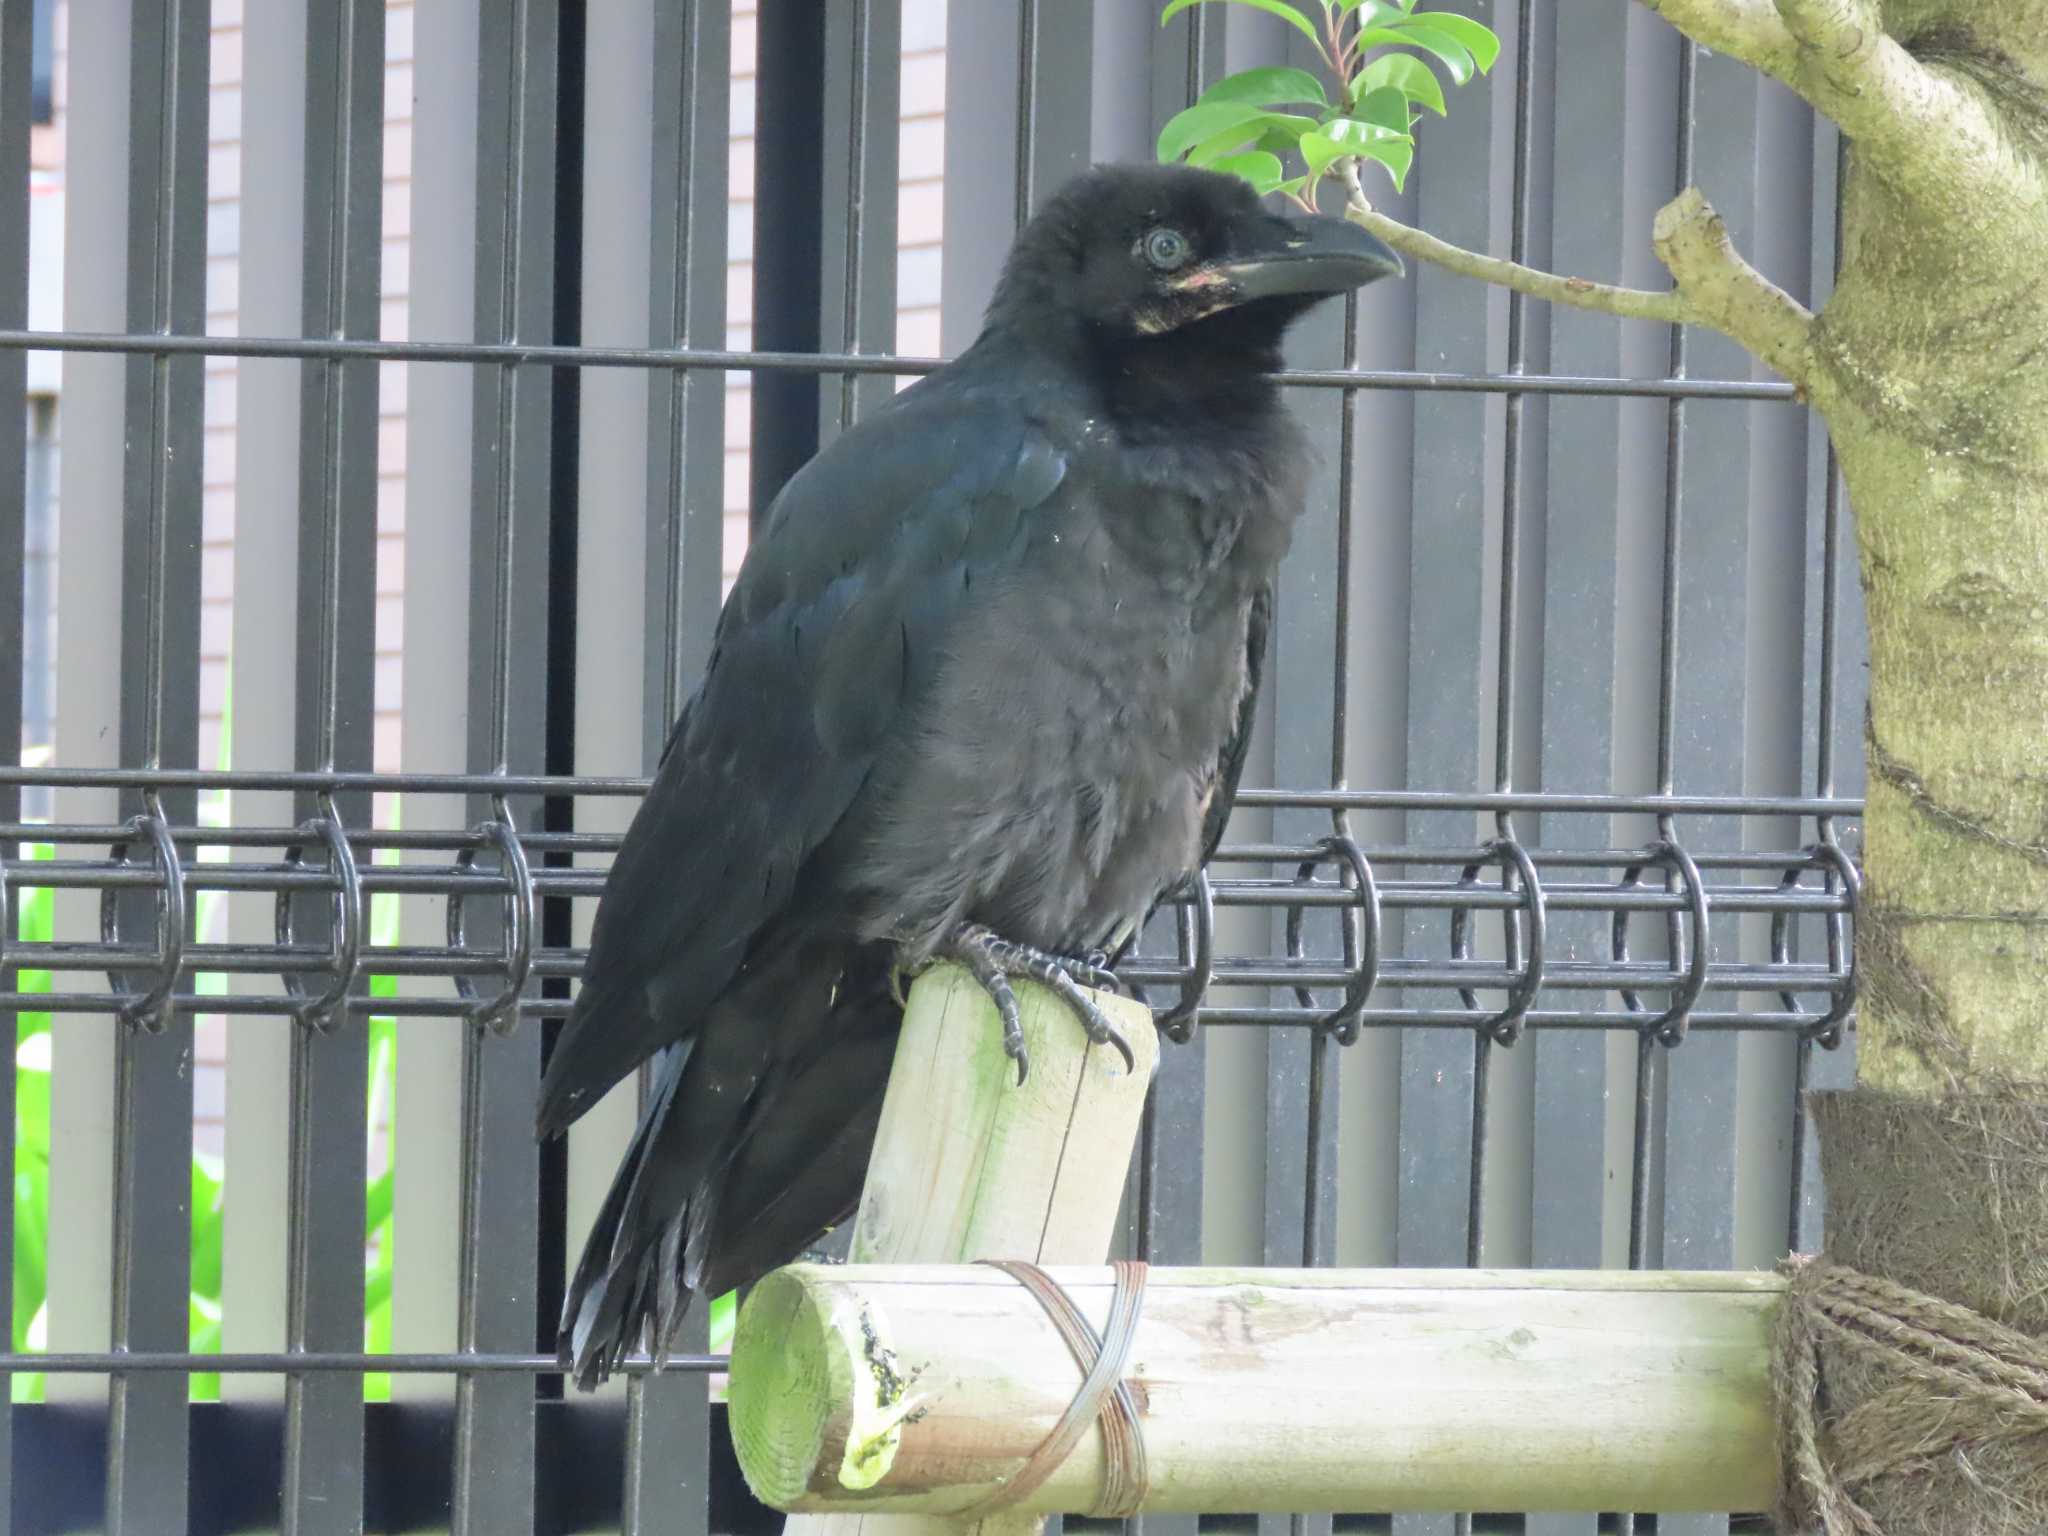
[1334,0,1402,19]
[1196,65,1329,109]
[1319,115,1412,149]
[1353,85,1413,135]
[1209,149,1288,193]
[1273,174,1311,201]
[1179,110,1317,168]
[190,1150,225,1304]
[364,1168,396,1236]
[1357,135,1415,191]
[1158,99,1274,162]
[1299,127,1346,182]
[1356,22,1473,83]
[1161,0,1322,49]
[1354,50,1447,114]
[1409,9,1499,72]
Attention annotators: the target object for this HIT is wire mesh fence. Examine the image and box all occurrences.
[1,1,1859,1534]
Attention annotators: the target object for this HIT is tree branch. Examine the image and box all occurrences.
[1649,187,1817,384]
[1633,0,1798,79]
[1779,0,2039,213]
[1645,0,2044,223]
[1341,165,1814,386]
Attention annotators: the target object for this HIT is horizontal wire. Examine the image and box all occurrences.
[0,327,1797,399]
[0,770,1860,1036]
[0,762,1862,813]
[1,1351,726,1376]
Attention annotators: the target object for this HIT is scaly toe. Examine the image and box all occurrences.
[1045,971,1138,1074]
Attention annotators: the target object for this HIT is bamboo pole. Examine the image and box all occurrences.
[757,960,1160,1536]
[731,1266,1784,1517]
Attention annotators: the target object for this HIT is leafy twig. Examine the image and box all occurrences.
[1338,160,1814,386]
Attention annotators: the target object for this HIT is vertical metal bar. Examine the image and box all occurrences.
[1793,123,1857,1258]
[1261,12,1350,1328]
[107,2,209,1531]
[453,3,557,1532]
[394,0,480,1406]
[817,0,899,441]
[1529,0,1628,1278]
[48,0,128,1412]
[1607,2,1688,1323]
[281,1,384,1529]
[0,0,31,1506]
[1394,0,1498,1253]
[618,4,727,1532]
[1657,36,1741,1536]
[224,0,306,1401]
[643,0,730,735]
[571,0,654,1449]
[1730,60,1816,1273]
[1470,0,1548,1282]
[1526,14,1627,1535]
[1395,8,1504,1536]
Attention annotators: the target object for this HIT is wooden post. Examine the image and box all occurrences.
[732,1266,1783,1517]
[745,961,1160,1536]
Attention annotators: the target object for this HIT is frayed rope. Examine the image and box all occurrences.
[1775,1256,2048,1534]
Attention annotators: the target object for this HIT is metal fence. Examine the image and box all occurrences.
[1,1,1859,1534]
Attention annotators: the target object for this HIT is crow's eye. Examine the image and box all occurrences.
[1142,227,1191,271]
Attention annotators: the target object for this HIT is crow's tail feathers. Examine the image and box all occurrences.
[557,945,900,1390]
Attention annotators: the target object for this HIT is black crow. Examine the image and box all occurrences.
[542,162,1400,1387]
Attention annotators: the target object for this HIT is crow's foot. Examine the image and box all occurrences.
[927,923,1133,1085]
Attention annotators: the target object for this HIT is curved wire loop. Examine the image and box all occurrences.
[1156,868,1213,1045]
[1801,838,1860,1048]
[446,798,535,1035]
[98,792,186,1033]
[1280,835,1380,1045]
[1321,833,1381,1044]
[1478,835,1544,1046]
[1610,838,1710,1047]
[274,794,364,1032]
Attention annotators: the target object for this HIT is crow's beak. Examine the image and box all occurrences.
[1191,215,1404,304]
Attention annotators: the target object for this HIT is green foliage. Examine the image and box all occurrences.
[13,845,53,1403]
[1158,0,1496,199]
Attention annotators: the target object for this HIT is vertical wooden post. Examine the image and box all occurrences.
[770,960,1160,1536]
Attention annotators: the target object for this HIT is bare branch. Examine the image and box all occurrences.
[1340,164,1687,326]
[1650,188,1816,384]
[1633,0,1798,78]
[1341,165,1814,386]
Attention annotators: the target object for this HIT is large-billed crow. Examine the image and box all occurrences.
[541,162,1400,1387]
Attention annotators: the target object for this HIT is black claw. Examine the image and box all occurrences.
[1045,971,1138,1074]
[929,921,1136,1082]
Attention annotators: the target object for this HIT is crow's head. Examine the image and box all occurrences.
[987,162,1403,346]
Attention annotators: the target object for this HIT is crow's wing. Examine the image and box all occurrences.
[1108,581,1269,976]
[1199,580,1270,869]
[539,392,1068,1135]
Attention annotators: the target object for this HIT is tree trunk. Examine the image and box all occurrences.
[1804,6,2048,1093]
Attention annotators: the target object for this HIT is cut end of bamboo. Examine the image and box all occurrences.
[728,1268,841,1511]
